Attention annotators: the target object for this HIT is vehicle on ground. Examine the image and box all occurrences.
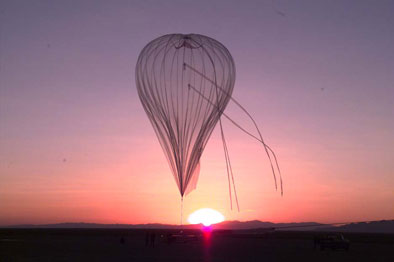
[314,233,350,251]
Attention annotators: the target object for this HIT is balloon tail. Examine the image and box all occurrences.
[180,196,184,226]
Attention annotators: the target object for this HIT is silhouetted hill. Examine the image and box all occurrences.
[2,220,322,230]
[319,220,394,233]
[213,220,322,230]
[4,222,196,229]
[4,220,393,233]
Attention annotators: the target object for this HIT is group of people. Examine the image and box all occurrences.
[118,231,157,247]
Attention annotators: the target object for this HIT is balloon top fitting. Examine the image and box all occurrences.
[175,34,202,49]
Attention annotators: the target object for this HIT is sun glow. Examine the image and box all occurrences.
[187,208,225,226]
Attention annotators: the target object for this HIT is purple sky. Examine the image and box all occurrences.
[0,0,393,225]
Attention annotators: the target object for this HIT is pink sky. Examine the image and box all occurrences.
[1,0,393,226]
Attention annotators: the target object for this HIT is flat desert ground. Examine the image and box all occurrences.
[1,229,393,261]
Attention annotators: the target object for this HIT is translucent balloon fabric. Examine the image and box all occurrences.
[135,34,235,197]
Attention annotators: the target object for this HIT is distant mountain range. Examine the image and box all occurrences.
[318,220,394,233]
[4,220,394,233]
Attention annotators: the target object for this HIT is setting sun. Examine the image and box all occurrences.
[187,208,225,226]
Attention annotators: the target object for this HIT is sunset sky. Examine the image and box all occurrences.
[1,0,393,226]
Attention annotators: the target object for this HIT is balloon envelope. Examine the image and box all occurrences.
[135,34,235,196]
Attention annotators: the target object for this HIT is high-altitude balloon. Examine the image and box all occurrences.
[136,34,282,211]
[135,34,235,197]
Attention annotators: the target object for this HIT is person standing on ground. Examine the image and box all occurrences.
[145,231,149,247]
[150,232,156,247]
